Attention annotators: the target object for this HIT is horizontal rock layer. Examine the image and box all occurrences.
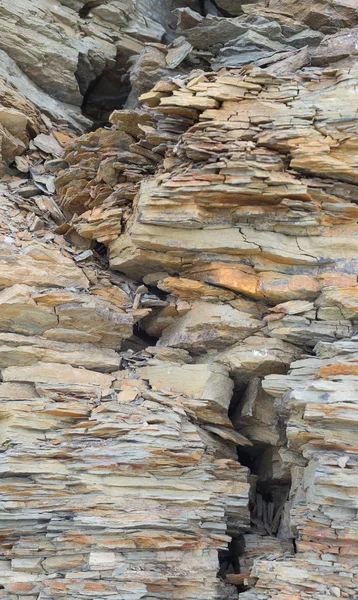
[0,2,358,600]
[54,55,358,600]
[0,190,251,599]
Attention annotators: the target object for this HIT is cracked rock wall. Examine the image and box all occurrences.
[0,1,357,600]
[0,0,201,128]
[0,191,250,600]
[55,65,358,599]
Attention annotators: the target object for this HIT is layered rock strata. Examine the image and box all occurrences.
[3,1,358,129]
[0,2,357,600]
[0,190,252,599]
[54,62,358,599]
[0,0,202,127]
[242,340,358,599]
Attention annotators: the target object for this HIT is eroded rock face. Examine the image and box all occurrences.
[243,341,358,599]
[59,66,358,312]
[0,190,250,600]
[53,57,358,599]
[0,0,202,127]
[3,0,358,129]
[0,2,357,600]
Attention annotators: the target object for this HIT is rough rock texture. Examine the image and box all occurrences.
[243,341,358,599]
[54,57,358,600]
[0,190,249,600]
[4,0,358,128]
[0,0,203,127]
[58,66,358,313]
[0,1,357,600]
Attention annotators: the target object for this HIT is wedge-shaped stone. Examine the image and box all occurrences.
[159,301,263,353]
[213,335,302,385]
[2,361,114,390]
[138,362,233,411]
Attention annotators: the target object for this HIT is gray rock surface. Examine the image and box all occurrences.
[0,0,201,127]
[0,1,357,600]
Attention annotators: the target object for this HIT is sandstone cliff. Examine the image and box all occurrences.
[0,2,357,600]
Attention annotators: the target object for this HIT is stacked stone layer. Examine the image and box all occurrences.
[0,190,249,599]
[54,63,358,599]
[242,341,358,599]
[0,2,356,599]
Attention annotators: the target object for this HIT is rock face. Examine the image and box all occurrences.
[57,66,358,314]
[3,0,358,128]
[0,0,202,127]
[0,2,357,600]
[243,341,358,599]
[0,190,249,600]
[54,59,357,600]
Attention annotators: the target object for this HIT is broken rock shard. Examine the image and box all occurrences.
[0,1,357,599]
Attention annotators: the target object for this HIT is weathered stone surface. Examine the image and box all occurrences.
[2,0,355,128]
[2,3,358,600]
[0,75,46,172]
[215,0,258,15]
[0,1,204,126]
[159,301,263,353]
[231,376,284,446]
[178,7,326,71]
[0,332,120,371]
[244,340,358,599]
[0,240,145,347]
[0,244,88,289]
[138,361,234,407]
[212,335,302,385]
[0,160,251,600]
[311,26,358,67]
[268,0,358,32]
[157,276,237,302]
[90,68,358,315]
